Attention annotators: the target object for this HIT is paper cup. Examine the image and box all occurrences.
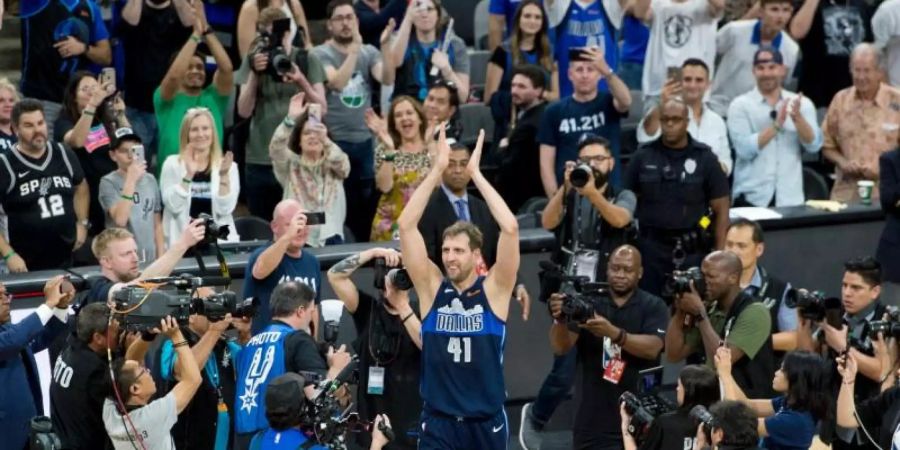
[857,180,875,205]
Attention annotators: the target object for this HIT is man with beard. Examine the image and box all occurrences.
[728,46,821,207]
[520,136,636,449]
[0,99,89,272]
[547,246,668,449]
[313,0,393,245]
[398,126,520,450]
[624,98,730,297]
[495,64,547,214]
[154,4,233,175]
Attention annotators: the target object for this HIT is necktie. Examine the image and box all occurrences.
[455,199,469,222]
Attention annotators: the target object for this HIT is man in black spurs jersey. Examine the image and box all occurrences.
[0,99,88,271]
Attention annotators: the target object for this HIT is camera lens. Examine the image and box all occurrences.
[570,164,592,188]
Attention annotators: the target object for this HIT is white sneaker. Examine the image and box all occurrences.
[519,402,542,450]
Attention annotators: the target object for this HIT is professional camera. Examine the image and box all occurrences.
[620,391,657,441]
[559,279,610,324]
[666,267,705,296]
[112,275,246,331]
[690,404,715,442]
[29,416,61,450]
[250,17,294,77]
[784,289,843,326]
[197,213,230,245]
[869,306,900,339]
[373,257,413,291]
[570,163,608,189]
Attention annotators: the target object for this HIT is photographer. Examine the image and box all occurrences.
[715,347,832,450]
[235,282,352,450]
[725,219,797,360]
[82,219,206,307]
[0,276,73,450]
[548,245,669,449]
[620,365,719,450]
[836,348,900,450]
[157,305,252,450]
[103,316,202,450]
[796,257,886,450]
[237,6,327,219]
[50,303,119,450]
[692,401,763,450]
[249,373,394,450]
[521,135,636,445]
[665,251,775,398]
[327,247,422,449]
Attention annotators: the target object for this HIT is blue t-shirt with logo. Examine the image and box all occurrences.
[537,93,624,187]
[556,0,617,97]
[243,245,322,334]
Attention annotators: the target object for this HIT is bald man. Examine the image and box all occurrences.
[624,98,731,297]
[546,245,669,449]
[665,250,775,398]
[243,199,322,333]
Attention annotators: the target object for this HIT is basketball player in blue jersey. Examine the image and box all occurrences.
[397,125,520,450]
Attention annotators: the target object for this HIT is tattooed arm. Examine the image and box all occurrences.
[327,247,402,313]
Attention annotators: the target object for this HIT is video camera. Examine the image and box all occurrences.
[302,356,395,449]
[250,17,301,78]
[538,261,610,323]
[373,257,413,291]
[784,289,843,328]
[869,306,900,339]
[112,275,258,331]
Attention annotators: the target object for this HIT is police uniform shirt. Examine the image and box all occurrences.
[572,289,669,447]
[50,338,113,450]
[624,136,729,230]
[0,142,85,270]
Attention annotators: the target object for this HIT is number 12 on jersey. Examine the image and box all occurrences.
[447,337,472,363]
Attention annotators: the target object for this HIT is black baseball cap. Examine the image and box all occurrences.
[753,46,784,66]
[111,127,142,149]
[265,373,307,419]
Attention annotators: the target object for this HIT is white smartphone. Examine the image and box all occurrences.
[131,144,145,163]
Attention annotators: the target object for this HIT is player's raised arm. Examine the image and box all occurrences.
[468,129,520,320]
[397,126,449,317]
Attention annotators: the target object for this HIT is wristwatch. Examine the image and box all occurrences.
[381,152,397,162]
[78,219,92,230]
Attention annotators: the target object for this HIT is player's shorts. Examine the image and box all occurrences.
[418,408,508,450]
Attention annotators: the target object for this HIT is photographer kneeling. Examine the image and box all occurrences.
[691,401,763,450]
[103,316,202,450]
[716,346,832,450]
[327,247,422,450]
[250,372,394,450]
[548,245,669,448]
[620,365,719,450]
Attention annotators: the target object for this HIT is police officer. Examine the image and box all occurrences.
[50,303,117,450]
[623,98,731,297]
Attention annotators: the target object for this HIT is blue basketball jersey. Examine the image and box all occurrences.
[421,276,507,418]
[235,322,293,433]
[556,0,618,97]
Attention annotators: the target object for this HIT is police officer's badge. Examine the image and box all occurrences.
[684,158,697,175]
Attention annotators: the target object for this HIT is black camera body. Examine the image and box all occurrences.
[113,275,251,331]
[620,391,657,441]
[373,257,413,291]
[667,267,705,297]
[197,213,230,245]
[559,280,610,324]
[784,289,843,327]
[869,306,900,339]
[250,18,297,78]
[689,405,715,440]
[29,416,61,450]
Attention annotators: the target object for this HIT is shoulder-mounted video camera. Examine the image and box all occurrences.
[539,261,610,324]
[112,275,257,331]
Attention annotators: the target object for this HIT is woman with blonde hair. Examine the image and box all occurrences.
[366,95,432,241]
[270,93,350,246]
[160,107,240,248]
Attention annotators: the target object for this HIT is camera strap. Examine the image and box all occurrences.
[193,242,231,280]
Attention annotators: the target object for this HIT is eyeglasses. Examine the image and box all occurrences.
[579,155,612,164]
[135,366,150,382]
